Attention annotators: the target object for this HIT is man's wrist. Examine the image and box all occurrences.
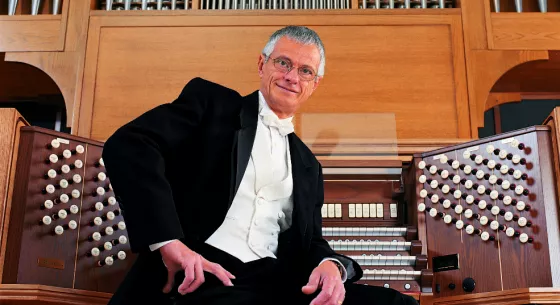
[320,258,347,282]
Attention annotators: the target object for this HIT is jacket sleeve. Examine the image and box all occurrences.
[306,163,363,283]
[102,78,208,253]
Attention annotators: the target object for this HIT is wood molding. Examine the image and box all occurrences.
[0,284,111,305]
[466,50,549,133]
[424,288,560,305]
[4,0,92,130]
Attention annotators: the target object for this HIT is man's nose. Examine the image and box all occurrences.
[284,67,299,84]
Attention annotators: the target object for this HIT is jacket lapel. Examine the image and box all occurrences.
[229,90,259,206]
[289,134,315,244]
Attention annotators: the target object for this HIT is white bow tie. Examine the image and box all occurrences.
[261,114,294,136]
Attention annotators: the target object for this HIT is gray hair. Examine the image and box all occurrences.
[262,25,326,77]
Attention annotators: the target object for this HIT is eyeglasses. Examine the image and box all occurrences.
[268,56,318,81]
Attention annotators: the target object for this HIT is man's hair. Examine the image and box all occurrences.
[262,25,326,77]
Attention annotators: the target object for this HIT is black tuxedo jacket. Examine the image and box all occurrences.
[102,77,362,302]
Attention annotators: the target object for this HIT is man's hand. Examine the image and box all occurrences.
[301,260,345,305]
[160,240,235,295]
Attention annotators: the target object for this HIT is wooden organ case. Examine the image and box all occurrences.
[320,160,433,300]
[413,126,560,299]
[1,126,135,294]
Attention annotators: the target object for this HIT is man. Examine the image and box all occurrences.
[103,26,418,305]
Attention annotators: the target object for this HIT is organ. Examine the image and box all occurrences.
[0,126,135,294]
[413,126,560,299]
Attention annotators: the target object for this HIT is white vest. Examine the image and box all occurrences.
[205,96,294,263]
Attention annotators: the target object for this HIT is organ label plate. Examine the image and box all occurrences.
[501,137,514,144]
[37,257,65,270]
[466,145,480,152]
[56,138,70,145]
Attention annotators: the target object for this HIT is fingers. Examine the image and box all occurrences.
[309,276,337,305]
[203,259,234,286]
[162,269,175,293]
[182,254,206,294]
[332,284,345,305]
[302,271,321,295]
[178,258,196,294]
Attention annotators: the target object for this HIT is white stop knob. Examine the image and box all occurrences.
[418,161,426,169]
[463,165,472,175]
[431,194,439,203]
[443,200,451,209]
[104,242,112,251]
[45,184,55,194]
[487,160,496,169]
[504,212,513,222]
[419,189,428,198]
[518,217,528,227]
[42,215,52,225]
[502,180,511,190]
[506,227,515,237]
[105,226,114,236]
[62,149,72,159]
[68,220,77,230]
[97,172,107,181]
[441,170,449,179]
[118,221,126,230]
[466,195,474,204]
[418,175,427,183]
[486,145,495,154]
[515,185,524,195]
[95,202,104,211]
[477,185,486,195]
[444,215,452,224]
[478,200,487,210]
[54,225,64,235]
[91,248,100,257]
[44,200,54,209]
[96,187,105,196]
[118,235,128,244]
[489,175,497,184]
[452,160,460,170]
[491,205,500,216]
[481,231,490,241]
[71,189,80,198]
[75,145,85,154]
[454,205,463,214]
[73,174,82,184]
[465,180,473,189]
[430,180,438,189]
[490,190,499,200]
[490,221,500,231]
[499,149,507,159]
[475,155,483,164]
[58,209,68,219]
[503,196,512,205]
[92,232,102,241]
[74,160,83,168]
[429,208,438,218]
[47,169,57,178]
[442,185,450,194]
[49,154,58,163]
[464,209,473,219]
[452,175,461,184]
[117,251,127,260]
[517,201,526,211]
[500,165,509,175]
[512,155,521,164]
[93,217,103,226]
[50,139,60,148]
[480,216,489,226]
[466,225,474,235]
[455,220,464,230]
[61,165,70,174]
[429,166,437,175]
[59,194,69,203]
[105,256,114,266]
[519,233,529,243]
[69,205,79,214]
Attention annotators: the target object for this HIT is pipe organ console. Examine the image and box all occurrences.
[320,164,433,299]
[1,126,135,293]
[413,126,560,298]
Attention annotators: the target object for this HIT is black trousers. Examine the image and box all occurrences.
[169,243,418,305]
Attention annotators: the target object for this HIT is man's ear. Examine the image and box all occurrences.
[257,54,266,77]
[312,76,322,91]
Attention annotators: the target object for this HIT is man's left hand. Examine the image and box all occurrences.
[302,260,345,305]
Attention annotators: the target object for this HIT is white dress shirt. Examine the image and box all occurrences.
[150,92,346,281]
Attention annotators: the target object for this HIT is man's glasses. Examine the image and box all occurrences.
[268,56,318,81]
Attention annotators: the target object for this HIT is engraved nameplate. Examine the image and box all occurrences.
[37,257,64,270]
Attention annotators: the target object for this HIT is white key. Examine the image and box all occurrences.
[348,204,355,218]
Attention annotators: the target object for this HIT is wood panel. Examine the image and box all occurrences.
[77,11,471,145]
[0,19,63,52]
[0,284,111,305]
[490,13,560,50]
[0,109,28,281]
[4,0,92,127]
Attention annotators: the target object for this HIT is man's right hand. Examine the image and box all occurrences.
[160,240,235,295]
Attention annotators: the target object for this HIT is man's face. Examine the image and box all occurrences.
[258,37,322,119]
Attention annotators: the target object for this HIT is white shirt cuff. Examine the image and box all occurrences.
[320,258,347,283]
[149,239,176,251]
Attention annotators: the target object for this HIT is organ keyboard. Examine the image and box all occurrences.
[320,160,433,299]
[1,126,135,293]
